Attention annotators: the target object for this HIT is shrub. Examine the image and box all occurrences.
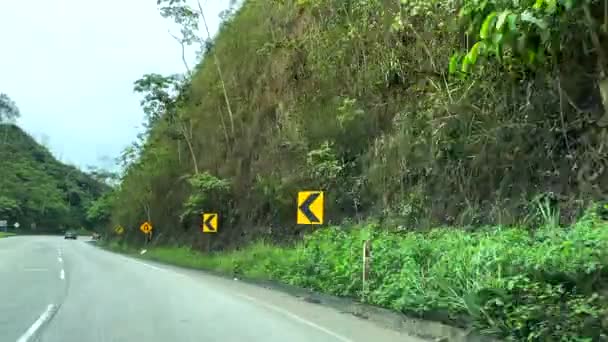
[236,208,608,339]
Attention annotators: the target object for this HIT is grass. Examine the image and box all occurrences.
[0,232,15,238]
[104,207,608,340]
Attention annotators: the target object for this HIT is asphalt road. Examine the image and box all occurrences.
[0,236,425,342]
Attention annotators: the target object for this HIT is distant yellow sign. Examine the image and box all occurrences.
[202,213,218,233]
[140,221,153,234]
[297,191,324,225]
[114,225,125,235]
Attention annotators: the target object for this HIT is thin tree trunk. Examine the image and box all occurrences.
[142,200,152,244]
[143,202,151,222]
[197,0,235,135]
[217,105,230,145]
[180,120,199,174]
[177,139,182,164]
[169,31,192,77]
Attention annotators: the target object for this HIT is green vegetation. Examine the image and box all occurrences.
[0,122,110,233]
[101,0,608,246]
[95,0,608,339]
[105,207,608,340]
[0,93,20,123]
[0,232,15,238]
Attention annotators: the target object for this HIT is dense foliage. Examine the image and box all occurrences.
[105,0,608,249]
[0,93,20,123]
[0,124,109,232]
[107,207,608,340]
[97,0,608,337]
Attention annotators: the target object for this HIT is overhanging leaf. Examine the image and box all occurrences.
[449,54,461,74]
[496,10,511,32]
[507,13,518,31]
[545,0,557,13]
[480,12,498,39]
[559,0,575,10]
[468,41,484,64]
[521,10,548,30]
[493,33,504,45]
[461,55,472,73]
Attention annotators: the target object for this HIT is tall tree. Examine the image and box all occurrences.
[0,93,20,123]
[133,73,201,174]
[158,0,236,136]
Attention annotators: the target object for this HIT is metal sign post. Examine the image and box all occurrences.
[140,222,153,245]
[362,240,372,301]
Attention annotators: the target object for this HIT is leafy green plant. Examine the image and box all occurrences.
[531,193,561,227]
[86,191,117,229]
[181,172,231,221]
[306,141,344,186]
[451,0,593,74]
[0,93,20,123]
[123,208,608,340]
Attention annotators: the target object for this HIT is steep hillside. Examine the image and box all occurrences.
[109,0,608,249]
[100,1,608,338]
[0,124,108,232]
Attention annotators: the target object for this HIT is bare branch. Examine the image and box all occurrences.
[168,30,192,76]
[196,0,235,136]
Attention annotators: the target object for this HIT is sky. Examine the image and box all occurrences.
[0,0,232,170]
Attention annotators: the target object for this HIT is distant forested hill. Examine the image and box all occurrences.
[0,124,108,232]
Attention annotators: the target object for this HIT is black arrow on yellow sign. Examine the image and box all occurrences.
[299,193,320,223]
[297,191,324,225]
[202,213,218,233]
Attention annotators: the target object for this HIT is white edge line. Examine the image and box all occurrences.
[116,252,350,341]
[23,268,49,272]
[16,304,56,342]
[128,258,164,271]
[122,256,192,281]
[234,293,353,342]
[60,269,65,280]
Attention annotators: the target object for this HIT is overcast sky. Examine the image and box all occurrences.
[0,0,231,170]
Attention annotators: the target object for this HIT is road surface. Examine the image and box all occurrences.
[0,236,425,342]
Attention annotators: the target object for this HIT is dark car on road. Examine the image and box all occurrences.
[64,230,77,240]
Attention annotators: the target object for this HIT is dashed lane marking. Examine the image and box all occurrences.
[16,304,57,342]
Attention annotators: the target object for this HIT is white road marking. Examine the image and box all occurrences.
[111,251,349,341]
[123,257,191,281]
[16,304,56,342]
[57,257,63,263]
[127,257,164,271]
[136,260,164,271]
[234,293,354,342]
[60,269,65,280]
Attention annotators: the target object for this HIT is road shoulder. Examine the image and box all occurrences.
[93,241,499,342]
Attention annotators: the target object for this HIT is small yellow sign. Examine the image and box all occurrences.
[140,221,153,234]
[115,225,124,235]
[297,191,324,225]
[202,213,218,233]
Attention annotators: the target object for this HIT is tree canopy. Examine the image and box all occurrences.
[0,93,20,123]
[0,124,109,232]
